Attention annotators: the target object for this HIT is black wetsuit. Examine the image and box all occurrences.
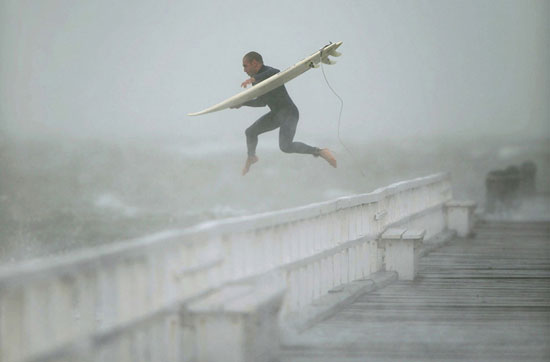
[243,65,320,157]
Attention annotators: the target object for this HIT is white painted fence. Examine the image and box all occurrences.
[0,173,453,362]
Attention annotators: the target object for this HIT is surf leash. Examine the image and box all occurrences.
[319,44,368,178]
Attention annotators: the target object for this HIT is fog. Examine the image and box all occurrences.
[1,0,549,261]
[1,0,548,141]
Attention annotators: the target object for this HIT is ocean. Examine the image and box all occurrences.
[1,135,548,264]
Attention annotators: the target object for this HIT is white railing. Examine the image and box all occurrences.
[0,172,452,362]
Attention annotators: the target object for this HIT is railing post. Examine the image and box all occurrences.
[379,228,426,280]
[446,200,477,237]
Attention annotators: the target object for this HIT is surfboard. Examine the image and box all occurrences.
[187,41,343,116]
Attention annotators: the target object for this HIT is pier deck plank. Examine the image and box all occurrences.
[282,220,550,361]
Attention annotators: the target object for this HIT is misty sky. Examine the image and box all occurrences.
[1,0,548,144]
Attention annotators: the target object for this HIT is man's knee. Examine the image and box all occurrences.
[245,126,255,138]
[279,140,293,153]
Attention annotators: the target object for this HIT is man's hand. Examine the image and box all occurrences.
[230,104,242,109]
[241,77,255,88]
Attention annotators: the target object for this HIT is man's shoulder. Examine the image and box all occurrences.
[261,65,280,74]
[253,65,280,84]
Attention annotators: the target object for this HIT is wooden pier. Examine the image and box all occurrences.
[282,219,550,361]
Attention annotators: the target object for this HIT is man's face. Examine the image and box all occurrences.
[243,58,261,77]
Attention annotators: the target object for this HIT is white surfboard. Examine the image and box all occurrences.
[188,41,343,116]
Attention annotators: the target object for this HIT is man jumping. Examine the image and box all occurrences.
[232,51,337,175]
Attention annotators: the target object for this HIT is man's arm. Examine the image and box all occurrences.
[233,66,279,109]
[242,97,267,107]
[230,97,267,109]
[241,66,279,87]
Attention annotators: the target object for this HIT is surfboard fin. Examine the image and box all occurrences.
[321,58,336,65]
[329,50,342,57]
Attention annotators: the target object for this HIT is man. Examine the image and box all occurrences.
[232,51,337,175]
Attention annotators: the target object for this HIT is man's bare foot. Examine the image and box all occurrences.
[318,149,337,168]
[242,155,259,175]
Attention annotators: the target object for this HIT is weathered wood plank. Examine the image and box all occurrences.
[282,220,550,362]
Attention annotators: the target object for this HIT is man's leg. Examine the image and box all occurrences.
[243,112,279,175]
[278,108,337,168]
[245,112,279,156]
[277,108,318,154]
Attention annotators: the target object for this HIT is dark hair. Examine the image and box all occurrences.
[244,51,263,64]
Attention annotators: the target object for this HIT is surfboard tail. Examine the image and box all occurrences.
[319,41,343,65]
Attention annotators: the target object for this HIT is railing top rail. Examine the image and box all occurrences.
[198,172,449,232]
[0,172,449,288]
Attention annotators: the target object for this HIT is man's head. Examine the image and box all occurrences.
[243,51,263,76]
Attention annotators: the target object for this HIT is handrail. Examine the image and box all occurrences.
[0,172,449,285]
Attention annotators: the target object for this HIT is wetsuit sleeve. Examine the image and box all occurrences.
[242,97,267,107]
